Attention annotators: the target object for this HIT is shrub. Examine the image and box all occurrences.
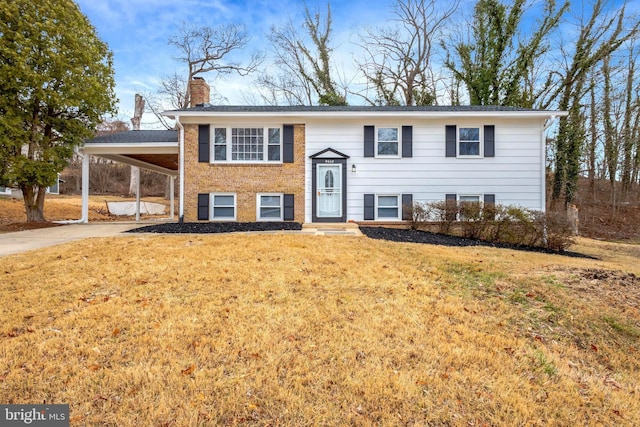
[410,201,574,251]
[538,210,576,251]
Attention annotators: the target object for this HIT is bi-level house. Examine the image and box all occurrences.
[81,78,564,224]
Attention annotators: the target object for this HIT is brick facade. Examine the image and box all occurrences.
[183,124,305,222]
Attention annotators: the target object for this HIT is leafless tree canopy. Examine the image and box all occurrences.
[356,0,459,106]
[255,3,346,106]
[161,23,263,110]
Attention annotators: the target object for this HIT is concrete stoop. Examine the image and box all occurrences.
[301,222,362,236]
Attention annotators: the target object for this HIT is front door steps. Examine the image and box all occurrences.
[301,222,362,236]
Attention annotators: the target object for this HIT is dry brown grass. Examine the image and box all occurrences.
[0,195,173,232]
[1,234,639,426]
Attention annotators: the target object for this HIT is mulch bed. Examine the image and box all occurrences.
[359,226,595,259]
[128,222,303,234]
[128,222,594,259]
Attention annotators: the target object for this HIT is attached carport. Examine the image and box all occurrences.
[80,130,179,222]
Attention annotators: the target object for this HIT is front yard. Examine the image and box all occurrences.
[1,233,639,425]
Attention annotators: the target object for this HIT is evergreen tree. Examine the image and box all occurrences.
[0,0,116,221]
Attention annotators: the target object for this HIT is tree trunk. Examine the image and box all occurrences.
[22,185,47,222]
[588,79,597,201]
[129,94,144,197]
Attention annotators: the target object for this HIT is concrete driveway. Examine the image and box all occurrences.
[0,223,146,257]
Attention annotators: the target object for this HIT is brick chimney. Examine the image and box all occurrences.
[189,77,210,107]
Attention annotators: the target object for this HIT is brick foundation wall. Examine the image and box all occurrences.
[183,124,305,222]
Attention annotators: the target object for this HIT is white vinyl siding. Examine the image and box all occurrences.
[305,117,547,223]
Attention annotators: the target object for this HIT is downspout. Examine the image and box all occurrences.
[175,117,185,223]
[541,114,558,246]
[541,115,558,213]
[55,149,89,224]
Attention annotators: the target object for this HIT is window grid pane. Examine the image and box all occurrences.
[214,195,234,206]
[378,128,398,142]
[260,207,281,218]
[378,196,399,207]
[261,195,281,207]
[378,208,399,218]
[232,127,264,161]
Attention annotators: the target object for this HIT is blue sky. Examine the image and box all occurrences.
[76,0,402,128]
[75,0,638,129]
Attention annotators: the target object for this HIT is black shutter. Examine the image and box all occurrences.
[364,194,375,220]
[198,125,210,163]
[484,125,495,157]
[484,194,496,220]
[283,194,295,221]
[445,193,457,222]
[402,126,413,158]
[364,126,375,157]
[402,194,413,220]
[197,193,209,220]
[283,125,294,163]
[445,125,456,157]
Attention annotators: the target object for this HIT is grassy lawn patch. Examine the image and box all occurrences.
[1,234,639,425]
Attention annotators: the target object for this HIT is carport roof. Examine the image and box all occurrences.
[86,130,178,144]
[83,130,179,176]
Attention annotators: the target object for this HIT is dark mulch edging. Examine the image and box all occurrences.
[127,222,303,234]
[360,226,597,259]
[126,222,594,259]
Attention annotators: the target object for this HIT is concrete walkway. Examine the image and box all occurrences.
[0,222,363,258]
[0,223,145,257]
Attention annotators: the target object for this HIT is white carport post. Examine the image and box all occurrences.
[82,152,90,223]
[135,173,141,221]
[170,176,175,219]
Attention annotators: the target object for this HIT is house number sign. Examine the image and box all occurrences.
[324,159,335,163]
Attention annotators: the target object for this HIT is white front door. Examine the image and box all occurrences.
[317,164,342,218]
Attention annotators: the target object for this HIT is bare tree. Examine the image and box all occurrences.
[256,3,347,106]
[128,94,144,197]
[548,0,640,207]
[161,22,263,110]
[356,0,458,106]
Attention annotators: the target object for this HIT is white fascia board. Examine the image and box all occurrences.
[164,110,568,120]
[82,142,178,155]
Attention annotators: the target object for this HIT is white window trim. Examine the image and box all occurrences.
[375,126,401,158]
[256,193,283,221]
[0,186,11,195]
[457,126,483,158]
[211,126,282,164]
[375,194,401,220]
[457,194,482,221]
[210,193,236,221]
